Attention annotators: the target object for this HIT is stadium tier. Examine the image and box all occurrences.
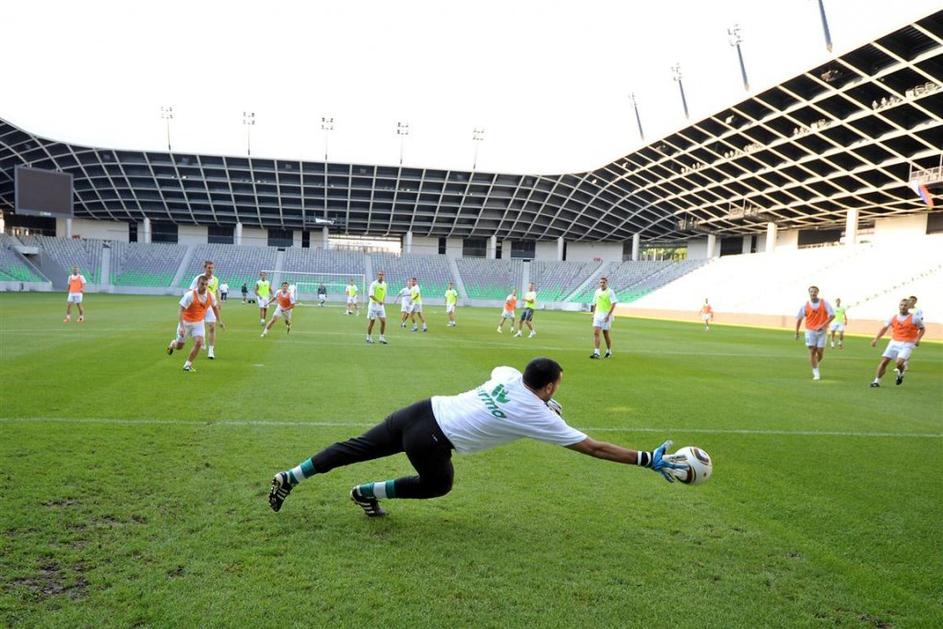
[528,260,602,302]
[20,234,103,284]
[111,241,188,287]
[568,260,668,303]
[455,258,524,300]
[177,243,278,290]
[0,235,46,283]
[370,253,455,297]
[631,239,943,322]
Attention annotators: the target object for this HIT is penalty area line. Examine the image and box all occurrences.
[0,416,939,439]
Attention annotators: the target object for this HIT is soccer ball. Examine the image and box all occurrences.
[671,446,713,485]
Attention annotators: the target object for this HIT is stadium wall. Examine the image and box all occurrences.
[410,236,439,256]
[534,240,558,260]
[178,225,207,245]
[872,214,928,242]
[566,241,623,262]
[56,218,128,241]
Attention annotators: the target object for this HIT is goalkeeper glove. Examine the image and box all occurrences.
[637,440,689,482]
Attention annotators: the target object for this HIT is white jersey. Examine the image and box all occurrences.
[432,366,587,454]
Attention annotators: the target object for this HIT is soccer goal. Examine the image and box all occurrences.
[261,270,365,306]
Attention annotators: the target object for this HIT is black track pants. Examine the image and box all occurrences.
[310,399,455,499]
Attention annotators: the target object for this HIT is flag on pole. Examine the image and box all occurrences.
[909,180,934,208]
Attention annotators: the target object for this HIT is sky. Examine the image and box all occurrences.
[4,0,940,175]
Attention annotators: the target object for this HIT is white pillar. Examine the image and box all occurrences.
[742,235,752,254]
[556,236,565,261]
[631,233,640,261]
[501,240,511,260]
[322,227,329,249]
[845,208,858,246]
[487,235,497,259]
[706,233,717,258]
[65,218,73,239]
[405,231,413,254]
[143,217,152,244]
[235,222,243,246]
[765,222,777,254]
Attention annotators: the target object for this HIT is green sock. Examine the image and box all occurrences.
[356,480,397,499]
[286,458,316,485]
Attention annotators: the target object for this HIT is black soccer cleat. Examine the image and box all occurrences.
[869,382,880,388]
[269,472,293,512]
[350,487,387,517]
[589,353,600,359]
[604,351,612,358]
[167,345,174,356]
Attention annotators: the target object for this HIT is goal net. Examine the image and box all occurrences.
[260,270,365,306]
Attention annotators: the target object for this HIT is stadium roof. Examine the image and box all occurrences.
[1,11,940,243]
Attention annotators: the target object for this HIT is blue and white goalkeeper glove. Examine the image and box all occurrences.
[638,440,689,482]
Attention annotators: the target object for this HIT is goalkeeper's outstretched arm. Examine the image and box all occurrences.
[566,438,688,482]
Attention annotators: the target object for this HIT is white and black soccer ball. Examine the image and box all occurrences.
[671,446,713,485]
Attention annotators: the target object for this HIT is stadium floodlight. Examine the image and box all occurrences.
[629,93,644,141]
[727,24,750,91]
[671,64,689,120]
[160,106,174,151]
[396,121,409,165]
[815,0,833,53]
[243,111,256,156]
[472,128,485,170]
[321,116,334,161]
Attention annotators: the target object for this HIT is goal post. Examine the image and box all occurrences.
[261,270,365,305]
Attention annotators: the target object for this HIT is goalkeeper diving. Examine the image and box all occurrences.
[269,357,690,516]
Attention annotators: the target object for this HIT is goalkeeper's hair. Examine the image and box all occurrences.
[523,358,563,389]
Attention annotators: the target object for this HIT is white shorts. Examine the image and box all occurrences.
[502,310,515,319]
[347,296,357,305]
[274,306,293,321]
[258,297,270,308]
[446,304,456,314]
[702,313,712,321]
[318,295,326,302]
[830,322,845,332]
[368,304,387,320]
[176,321,205,343]
[203,307,216,324]
[804,329,827,348]
[401,300,411,313]
[67,292,84,303]
[882,340,915,361]
[593,314,613,331]
[410,304,423,314]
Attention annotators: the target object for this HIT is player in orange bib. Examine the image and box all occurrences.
[699,298,713,331]
[869,298,926,387]
[64,266,87,323]
[497,289,518,334]
[794,285,834,381]
[261,281,297,337]
[166,275,223,372]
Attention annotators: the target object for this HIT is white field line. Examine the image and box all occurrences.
[0,416,939,438]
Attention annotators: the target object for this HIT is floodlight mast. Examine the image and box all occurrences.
[321,116,334,161]
[472,128,485,171]
[728,24,750,91]
[816,0,833,53]
[160,106,174,151]
[629,93,644,141]
[671,64,689,120]
[396,121,409,166]
[243,111,256,156]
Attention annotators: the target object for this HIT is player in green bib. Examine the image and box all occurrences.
[409,277,427,332]
[517,282,537,338]
[829,297,849,349]
[366,271,389,344]
[189,260,226,359]
[591,277,618,359]
[255,271,272,325]
[444,282,459,327]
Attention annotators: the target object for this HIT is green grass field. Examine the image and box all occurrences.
[1,293,941,627]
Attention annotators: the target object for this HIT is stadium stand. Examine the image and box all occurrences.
[0,235,47,283]
[280,247,367,296]
[455,258,524,299]
[111,241,188,287]
[630,240,943,322]
[371,254,455,298]
[177,244,278,290]
[568,260,667,303]
[529,260,602,302]
[20,235,103,284]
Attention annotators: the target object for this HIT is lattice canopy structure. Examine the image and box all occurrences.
[1,12,940,242]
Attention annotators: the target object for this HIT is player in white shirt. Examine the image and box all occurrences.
[261,281,297,337]
[794,286,834,381]
[189,260,223,359]
[345,279,359,316]
[64,266,87,323]
[497,289,518,334]
[908,295,923,320]
[590,277,618,358]
[166,274,223,372]
[397,281,413,328]
[268,357,688,515]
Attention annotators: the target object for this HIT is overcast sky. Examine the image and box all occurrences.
[4,1,939,174]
